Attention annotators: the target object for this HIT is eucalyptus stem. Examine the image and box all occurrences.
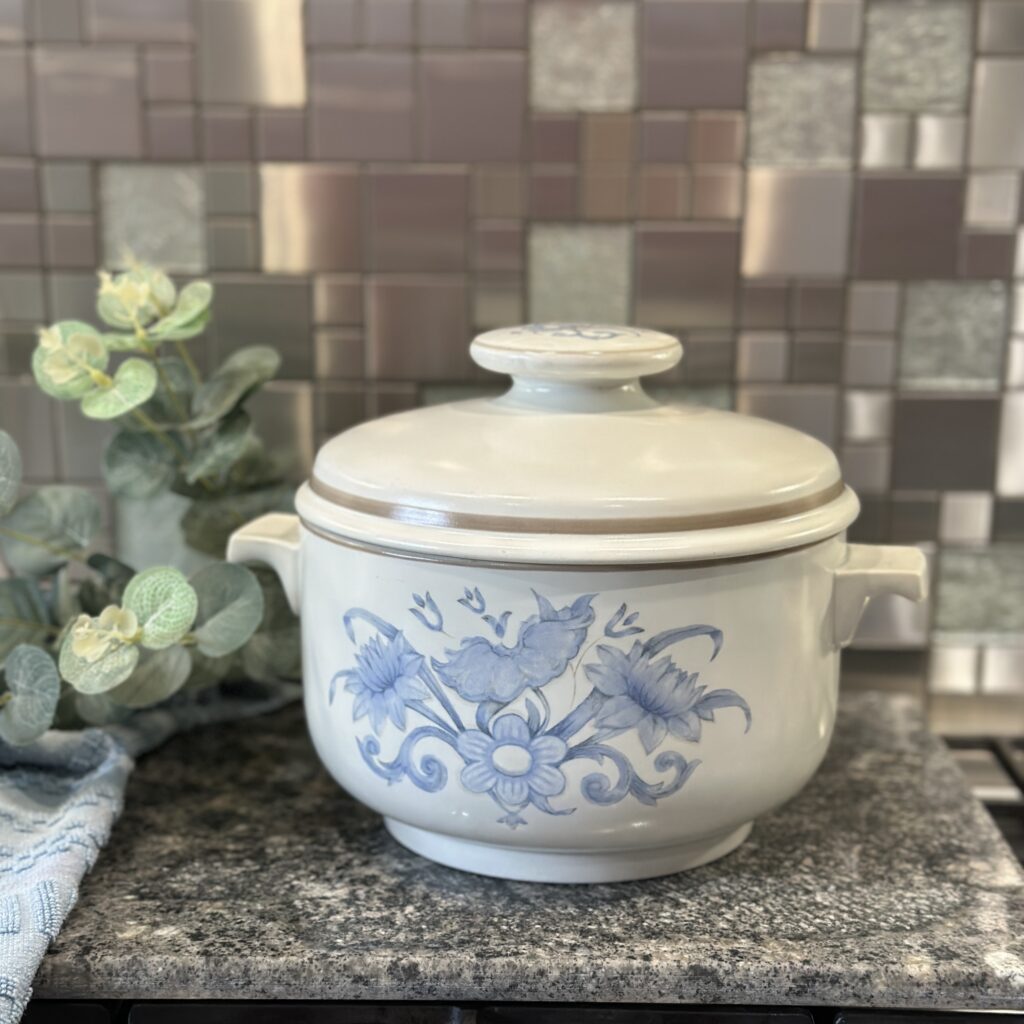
[130,408,189,465]
[174,339,201,385]
[0,617,60,637]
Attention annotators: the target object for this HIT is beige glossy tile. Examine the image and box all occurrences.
[940,492,994,544]
[692,113,745,163]
[743,168,852,276]
[860,114,910,169]
[998,392,1024,496]
[582,113,633,163]
[306,0,356,46]
[844,390,892,441]
[314,275,363,327]
[531,0,636,112]
[927,645,978,694]
[198,0,304,106]
[0,49,30,155]
[260,164,361,273]
[980,646,1024,696]
[34,46,141,157]
[806,0,861,51]
[914,114,966,169]
[737,331,788,382]
[970,59,1024,168]
[966,172,1020,229]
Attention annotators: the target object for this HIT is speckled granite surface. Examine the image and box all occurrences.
[33,692,1024,1010]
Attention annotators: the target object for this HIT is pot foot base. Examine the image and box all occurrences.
[383,819,753,883]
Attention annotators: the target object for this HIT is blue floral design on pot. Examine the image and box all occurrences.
[331,593,752,829]
[457,713,567,810]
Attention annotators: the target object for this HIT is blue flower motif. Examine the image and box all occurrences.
[335,633,428,733]
[456,714,568,808]
[585,642,751,755]
[433,592,595,704]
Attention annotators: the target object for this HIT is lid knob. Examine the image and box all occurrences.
[470,323,682,384]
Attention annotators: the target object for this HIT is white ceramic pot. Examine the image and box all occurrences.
[227,324,927,884]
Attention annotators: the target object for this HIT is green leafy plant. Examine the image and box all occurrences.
[0,262,302,744]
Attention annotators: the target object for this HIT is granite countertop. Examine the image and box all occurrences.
[34,691,1024,1011]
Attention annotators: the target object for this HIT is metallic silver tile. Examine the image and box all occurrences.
[418,0,470,47]
[970,59,1024,168]
[531,1,636,112]
[246,382,315,479]
[860,114,910,169]
[980,646,1024,696]
[841,443,891,494]
[940,492,995,544]
[863,1,972,113]
[965,172,1021,229]
[86,0,192,42]
[914,114,966,169]
[979,0,1024,54]
[207,218,259,271]
[844,336,897,387]
[30,0,80,41]
[40,161,91,212]
[0,381,57,479]
[1016,283,1024,333]
[735,385,839,447]
[806,0,862,51]
[314,275,363,326]
[900,282,1008,391]
[749,56,856,167]
[847,281,900,332]
[742,169,852,276]
[198,0,305,107]
[1007,336,1024,386]
[1016,228,1024,279]
[44,213,96,268]
[736,332,788,382]
[998,392,1024,496]
[260,164,361,273]
[33,46,141,157]
[928,645,979,694]
[205,165,256,216]
[100,164,204,272]
[313,327,363,379]
[844,390,892,441]
[0,48,29,155]
[0,270,44,320]
[529,224,631,323]
[936,546,1024,635]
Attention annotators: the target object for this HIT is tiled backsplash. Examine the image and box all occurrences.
[0,0,1022,694]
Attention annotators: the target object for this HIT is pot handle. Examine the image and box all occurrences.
[226,513,301,615]
[832,543,928,648]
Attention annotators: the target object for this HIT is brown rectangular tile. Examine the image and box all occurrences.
[420,53,525,161]
[582,113,633,163]
[639,113,689,163]
[87,0,192,41]
[961,232,1017,277]
[34,46,141,157]
[791,332,843,382]
[0,215,40,266]
[636,165,690,219]
[692,113,746,163]
[530,114,580,162]
[473,271,523,327]
[314,275,364,326]
[306,0,357,45]
[418,0,470,46]
[30,0,80,42]
[367,275,473,379]
[581,165,632,220]
[642,0,748,109]
[473,221,522,273]
[892,396,1000,490]
[256,110,306,161]
[692,166,743,219]
[43,214,96,268]
[316,381,366,436]
[794,283,845,328]
[735,384,840,447]
[474,164,525,218]
[753,0,806,50]
[740,281,789,328]
[313,329,364,380]
[636,223,740,328]
[970,59,1024,167]
[310,53,415,160]
[142,46,192,101]
[890,492,941,543]
[844,335,897,387]
[368,167,468,272]
[529,165,578,220]
[146,105,197,160]
[0,159,37,211]
[854,175,964,279]
[474,0,526,47]
[847,281,900,332]
[261,165,362,273]
[979,1,1024,54]
[362,0,414,46]
[201,108,252,160]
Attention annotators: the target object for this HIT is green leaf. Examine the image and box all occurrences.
[150,281,213,341]
[78,553,136,613]
[140,356,195,424]
[0,429,21,516]
[74,691,132,726]
[185,411,252,485]
[183,649,235,691]
[190,562,264,658]
[190,346,281,429]
[32,321,108,400]
[241,567,301,683]
[59,638,139,694]
[103,429,177,498]
[101,332,143,352]
[0,644,60,745]
[0,579,51,666]
[107,645,191,708]
[0,485,101,575]
[80,358,158,420]
[122,567,197,649]
[181,484,295,558]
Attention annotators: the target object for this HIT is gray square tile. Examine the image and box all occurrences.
[44,214,96,268]
[529,224,631,323]
[844,336,897,387]
[142,46,193,101]
[473,272,523,328]
[0,158,38,211]
[256,110,306,161]
[939,492,994,544]
[201,108,252,161]
[791,332,842,382]
[30,0,80,41]
[0,215,40,266]
[247,382,314,478]
[362,0,413,47]
[847,281,900,332]
[100,164,204,272]
[46,270,94,319]
[475,0,527,47]
[863,1,971,113]
[914,115,966,169]
[198,0,305,106]
[860,114,910,169]
[0,270,45,320]
[146,105,197,160]
[418,0,469,47]
[737,331,788,382]
[979,1,1024,54]
[844,390,892,441]
[207,218,259,271]
[531,1,635,112]
[0,49,30,155]
[314,275,363,327]
[313,328,363,380]
[900,282,1008,390]
[749,57,856,167]
[735,385,840,448]
[965,172,1020,228]
[87,0,192,42]
[0,381,57,478]
[0,0,25,43]
[806,0,862,51]
[742,169,852,276]
[753,0,805,50]
[841,443,891,494]
[305,0,356,46]
[260,164,361,273]
[205,165,256,216]
[892,397,1000,490]
[41,161,92,212]
[637,223,739,328]
[33,46,141,157]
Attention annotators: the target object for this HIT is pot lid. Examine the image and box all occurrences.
[298,323,859,565]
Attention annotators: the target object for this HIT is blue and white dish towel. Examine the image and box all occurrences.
[0,682,299,1024]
